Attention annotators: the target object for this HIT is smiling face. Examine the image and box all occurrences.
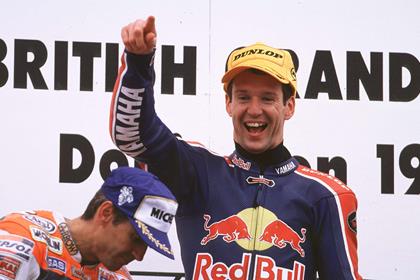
[225,70,295,154]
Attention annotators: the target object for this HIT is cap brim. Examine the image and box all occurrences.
[222,64,293,94]
[129,219,175,260]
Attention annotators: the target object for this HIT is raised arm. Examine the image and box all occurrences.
[110,16,171,160]
[109,17,200,203]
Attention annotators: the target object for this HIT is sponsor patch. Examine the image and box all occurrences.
[347,211,357,233]
[193,253,306,280]
[118,186,134,206]
[134,196,178,232]
[259,219,306,257]
[29,226,63,255]
[47,256,66,273]
[23,214,57,234]
[71,266,90,280]
[0,235,34,261]
[136,221,173,256]
[275,161,296,175]
[0,255,22,280]
[201,214,251,245]
[98,267,117,280]
[231,154,251,170]
[58,223,78,256]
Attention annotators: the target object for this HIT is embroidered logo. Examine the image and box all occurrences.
[58,223,78,256]
[200,214,251,245]
[47,257,66,273]
[23,214,57,234]
[98,267,118,280]
[71,266,90,280]
[347,211,357,233]
[274,161,296,175]
[231,154,251,170]
[29,226,63,254]
[259,219,306,257]
[118,186,134,206]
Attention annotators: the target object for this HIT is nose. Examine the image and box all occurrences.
[247,98,262,116]
[132,244,147,261]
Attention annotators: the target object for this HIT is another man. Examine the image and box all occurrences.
[110,16,362,279]
[0,167,178,279]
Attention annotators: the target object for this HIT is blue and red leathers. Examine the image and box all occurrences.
[110,51,362,280]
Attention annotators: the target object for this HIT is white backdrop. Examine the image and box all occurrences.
[0,1,419,279]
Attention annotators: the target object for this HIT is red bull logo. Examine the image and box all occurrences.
[201,214,251,245]
[201,208,307,256]
[231,154,251,170]
[259,219,306,257]
[193,253,305,280]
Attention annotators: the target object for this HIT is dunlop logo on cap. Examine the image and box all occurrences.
[232,48,284,63]
[222,42,297,96]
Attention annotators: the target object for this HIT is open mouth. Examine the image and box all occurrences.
[245,122,267,133]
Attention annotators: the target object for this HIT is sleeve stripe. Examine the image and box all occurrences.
[294,167,358,280]
[185,140,220,156]
[109,52,128,144]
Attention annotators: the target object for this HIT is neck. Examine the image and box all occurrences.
[234,142,292,171]
[67,218,100,266]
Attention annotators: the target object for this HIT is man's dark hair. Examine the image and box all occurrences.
[81,190,128,225]
[226,69,293,105]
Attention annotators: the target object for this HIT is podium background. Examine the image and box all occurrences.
[1,1,419,279]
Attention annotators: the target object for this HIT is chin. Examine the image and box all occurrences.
[103,263,122,272]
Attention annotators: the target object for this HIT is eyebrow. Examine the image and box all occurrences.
[261,91,278,97]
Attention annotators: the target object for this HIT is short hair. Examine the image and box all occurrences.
[81,189,128,225]
[226,69,293,105]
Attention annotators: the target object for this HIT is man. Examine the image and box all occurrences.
[110,16,362,280]
[0,167,178,279]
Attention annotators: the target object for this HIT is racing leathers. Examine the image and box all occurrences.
[0,210,132,280]
[109,50,362,280]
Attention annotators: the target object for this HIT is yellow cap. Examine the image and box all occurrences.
[222,42,297,96]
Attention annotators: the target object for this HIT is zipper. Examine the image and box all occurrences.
[248,174,265,280]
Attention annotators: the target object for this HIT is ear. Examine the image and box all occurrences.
[95,201,115,225]
[284,96,295,120]
[225,94,232,117]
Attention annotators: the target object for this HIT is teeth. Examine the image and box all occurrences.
[246,123,264,128]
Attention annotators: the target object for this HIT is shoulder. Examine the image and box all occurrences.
[0,210,62,246]
[293,165,355,197]
[180,138,228,159]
